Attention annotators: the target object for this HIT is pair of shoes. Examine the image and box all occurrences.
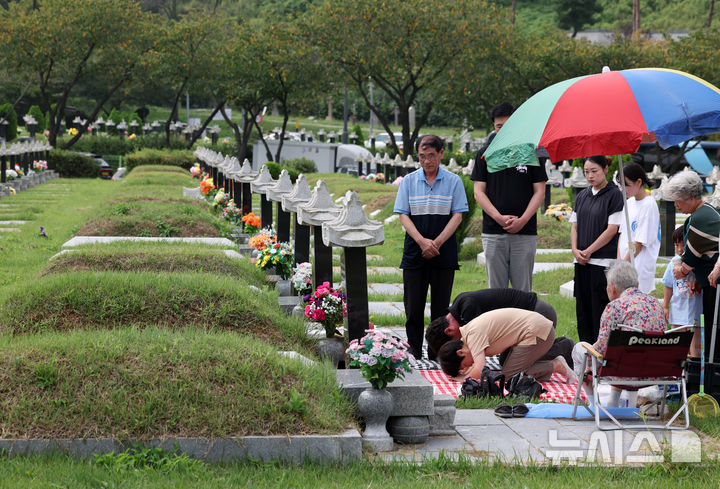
[494,403,512,418]
[512,404,529,418]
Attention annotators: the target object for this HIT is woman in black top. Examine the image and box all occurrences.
[570,156,625,343]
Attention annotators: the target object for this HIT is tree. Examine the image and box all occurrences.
[556,0,602,37]
[304,0,493,156]
[0,0,154,148]
[151,10,231,147]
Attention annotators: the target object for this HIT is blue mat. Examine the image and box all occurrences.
[525,403,639,419]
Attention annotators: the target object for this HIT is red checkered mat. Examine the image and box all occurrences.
[419,370,586,404]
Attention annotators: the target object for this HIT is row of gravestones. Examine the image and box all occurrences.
[0,141,58,197]
[193,146,384,345]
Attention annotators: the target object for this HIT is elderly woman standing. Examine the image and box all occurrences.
[666,171,720,362]
[572,260,666,407]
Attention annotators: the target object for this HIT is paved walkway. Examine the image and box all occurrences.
[377,408,703,464]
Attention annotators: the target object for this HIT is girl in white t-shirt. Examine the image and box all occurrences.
[618,162,661,294]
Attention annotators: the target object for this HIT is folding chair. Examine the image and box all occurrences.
[572,325,693,430]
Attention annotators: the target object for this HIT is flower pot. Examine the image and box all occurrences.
[317,337,345,368]
[357,387,394,452]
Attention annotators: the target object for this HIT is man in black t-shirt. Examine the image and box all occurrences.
[472,102,547,292]
[425,288,573,367]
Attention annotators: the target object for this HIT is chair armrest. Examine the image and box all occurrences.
[581,343,604,360]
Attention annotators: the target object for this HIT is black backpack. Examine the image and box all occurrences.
[460,366,505,398]
[506,372,546,399]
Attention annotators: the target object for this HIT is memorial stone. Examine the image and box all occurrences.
[251,165,277,229]
[282,174,313,265]
[266,169,294,242]
[297,180,341,288]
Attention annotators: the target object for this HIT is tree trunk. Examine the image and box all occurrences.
[511,0,516,25]
[632,0,641,36]
[708,0,715,28]
[185,101,224,149]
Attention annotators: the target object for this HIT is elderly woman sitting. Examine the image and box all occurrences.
[572,260,666,407]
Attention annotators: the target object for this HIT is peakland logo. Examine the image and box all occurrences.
[627,336,681,346]
[546,429,701,464]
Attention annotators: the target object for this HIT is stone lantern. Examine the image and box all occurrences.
[251,165,277,229]
[322,190,384,343]
[297,180,342,288]
[564,166,589,203]
[282,174,312,265]
[265,169,295,242]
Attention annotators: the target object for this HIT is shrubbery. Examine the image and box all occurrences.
[124,148,195,171]
[49,149,101,178]
[61,133,187,156]
[0,103,18,141]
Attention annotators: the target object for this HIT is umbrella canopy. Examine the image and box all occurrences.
[485,68,720,172]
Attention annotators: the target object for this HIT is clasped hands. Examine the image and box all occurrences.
[419,237,441,259]
[573,248,591,265]
[499,214,524,234]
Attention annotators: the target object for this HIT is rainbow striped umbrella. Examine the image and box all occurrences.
[484,68,720,172]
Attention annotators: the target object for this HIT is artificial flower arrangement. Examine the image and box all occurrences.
[190,163,202,178]
[544,203,572,222]
[346,329,416,390]
[241,212,261,235]
[221,201,242,224]
[212,189,231,209]
[67,127,78,136]
[304,282,347,338]
[256,241,294,279]
[13,164,24,177]
[200,177,215,196]
[5,169,18,180]
[290,262,313,295]
[248,229,276,251]
[32,160,47,172]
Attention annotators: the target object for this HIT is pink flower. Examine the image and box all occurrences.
[304,305,312,317]
[312,309,326,321]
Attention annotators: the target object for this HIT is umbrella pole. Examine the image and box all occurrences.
[617,154,635,267]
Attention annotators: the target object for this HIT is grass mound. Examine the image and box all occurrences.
[1,271,308,349]
[42,245,259,278]
[76,198,220,237]
[0,328,354,438]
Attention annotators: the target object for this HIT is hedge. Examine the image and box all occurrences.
[124,148,195,172]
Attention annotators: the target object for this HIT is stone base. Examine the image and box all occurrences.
[388,416,429,444]
[560,280,574,298]
[362,434,394,452]
[278,295,301,314]
[429,395,456,436]
[336,370,434,417]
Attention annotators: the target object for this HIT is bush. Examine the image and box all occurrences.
[0,103,18,141]
[61,133,187,156]
[27,105,46,132]
[265,161,281,179]
[351,123,365,146]
[124,148,195,172]
[49,149,100,178]
[282,157,316,174]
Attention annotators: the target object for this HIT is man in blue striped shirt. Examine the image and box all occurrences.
[394,134,469,360]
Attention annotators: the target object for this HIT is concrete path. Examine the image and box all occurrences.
[377,409,703,464]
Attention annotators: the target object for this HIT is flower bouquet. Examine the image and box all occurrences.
[241,212,261,235]
[304,282,347,338]
[346,330,415,390]
[13,164,24,177]
[221,202,242,224]
[200,177,215,197]
[291,262,313,295]
[256,241,294,279]
[190,163,201,178]
[544,203,572,222]
[32,160,47,172]
[248,229,276,251]
[212,189,231,209]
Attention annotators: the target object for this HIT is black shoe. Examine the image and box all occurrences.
[494,403,513,418]
[512,404,529,418]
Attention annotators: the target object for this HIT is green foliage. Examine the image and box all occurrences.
[94,445,204,473]
[124,149,195,171]
[27,105,46,132]
[265,161,281,179]
[62,133,187,155]
[351,123,365,146]
[556,0,602,36]
[49,149,101,178]
[0,103,18,141]
[282,157,317,174]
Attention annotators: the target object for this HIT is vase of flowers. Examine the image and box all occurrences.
[290,262,313,296]
[304,282,347,367]
[255,241,294,279]
[346,329,416,452]
[241,212,261,235]
[221,202,242,225]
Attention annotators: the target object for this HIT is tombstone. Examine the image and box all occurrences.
[105,119,116,135]
[544,160,563,212]
[0,142,6,183]
[328,131,336,144]
[235,159,258,215]
[564,166,589,204]
[282,174,313,265]
[129,120,139,135]
[251,165,277,229]
[369,132,376,150]
[558,160,573,180]
[356,152,364,177]
[322,191,384,343]
[297,180,342,289]
[266,169,295,243]
[446,137,453,153]
[317,129,326,142]
[225,157,242,201]
[652,177,677,256]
